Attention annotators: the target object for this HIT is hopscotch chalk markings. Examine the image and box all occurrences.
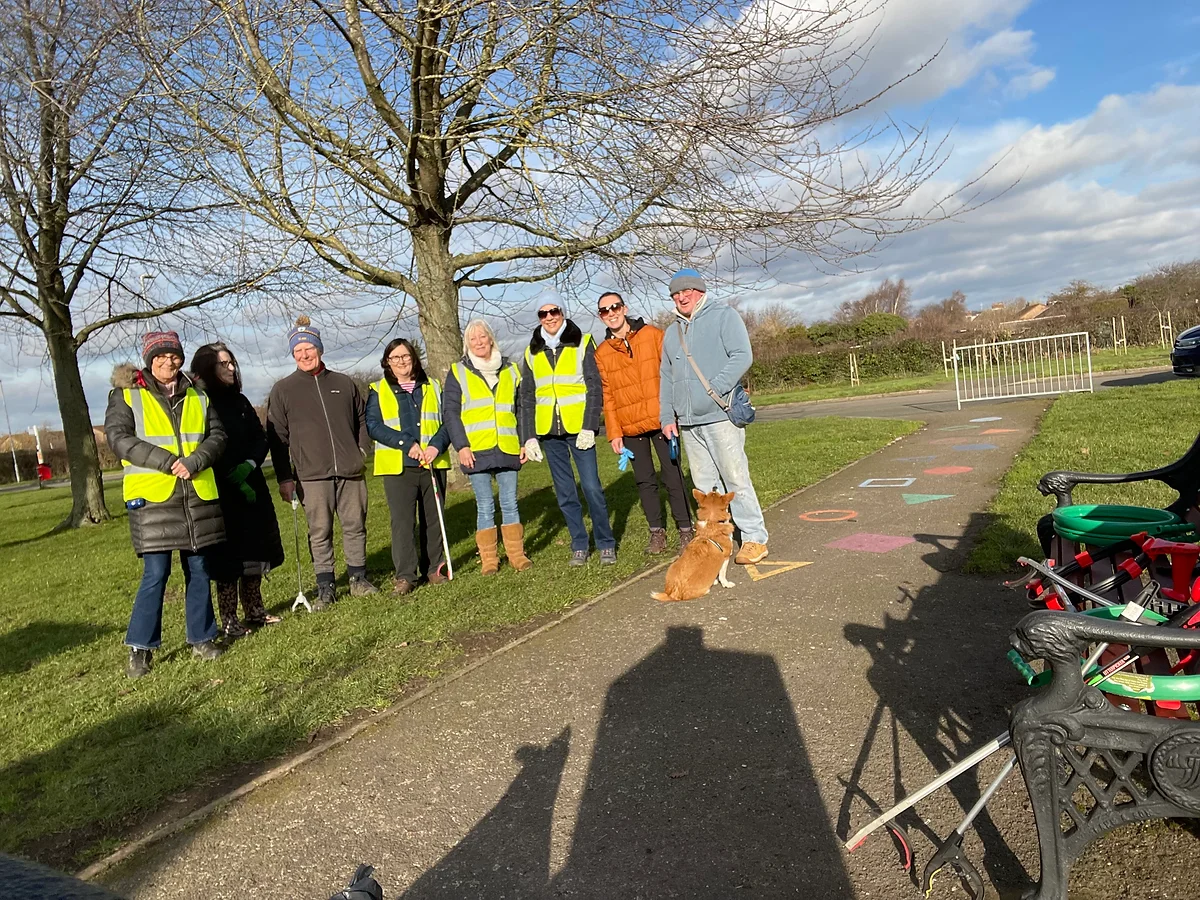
[902,493,954,505]
[925,465,973,475]
[981,429,1018,435]
[744,561,813,581]
[858,477,916,488]
[970,417,1002,423]
[799,509,857,522]
[825,533,916,553]
[953,443,998,451]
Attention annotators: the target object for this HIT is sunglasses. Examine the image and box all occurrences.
[537,307,563,319]
[597,302,625,316]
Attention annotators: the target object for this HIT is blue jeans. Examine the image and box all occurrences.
[542,436,615,551]
[469,470,520,531]
[681,419,768,544]
[125,550,218,649]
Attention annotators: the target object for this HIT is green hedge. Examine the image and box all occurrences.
[745,339,942,391]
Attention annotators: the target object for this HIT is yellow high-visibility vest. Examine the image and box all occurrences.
[525,334,592,435]
[451,361,520,455]
[370,379,451,475]
[120,387,219,503]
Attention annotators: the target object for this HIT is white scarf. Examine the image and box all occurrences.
[469,347,504,388]
[539,325,563,351]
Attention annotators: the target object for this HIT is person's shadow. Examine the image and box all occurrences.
[401,625,853,897]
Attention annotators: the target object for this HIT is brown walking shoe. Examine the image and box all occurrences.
[647,528,668,555]
[392,577,416,596]
[426,564,449,584]
[734,541,768,565]
[677,527,695,551]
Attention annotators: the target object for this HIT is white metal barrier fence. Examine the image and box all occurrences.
[952,332,1093,409]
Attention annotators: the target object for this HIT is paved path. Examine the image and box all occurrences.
[98,379,1196,899]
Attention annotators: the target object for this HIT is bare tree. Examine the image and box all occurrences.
[150,0,972,383]
[0,0,279,528]
[835,276,912,322]
[910,289,966,337]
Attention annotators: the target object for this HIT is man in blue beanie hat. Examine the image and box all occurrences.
[267,315,378,607]
[659,269,768,564]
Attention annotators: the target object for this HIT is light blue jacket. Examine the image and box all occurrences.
[659,299,753,427]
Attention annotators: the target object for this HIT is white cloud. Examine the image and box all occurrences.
[753,83,1200,319]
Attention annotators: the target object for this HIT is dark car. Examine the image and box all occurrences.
[1172,325,1200,376]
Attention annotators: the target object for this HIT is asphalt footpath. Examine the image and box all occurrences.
[97,394,1190,899]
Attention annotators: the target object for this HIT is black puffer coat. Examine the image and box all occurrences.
[199,383,286,581]
[104,364,227,556]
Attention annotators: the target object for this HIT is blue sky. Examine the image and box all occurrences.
[3,0,1200,430]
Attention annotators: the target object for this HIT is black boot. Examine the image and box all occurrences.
[126,648,153,679]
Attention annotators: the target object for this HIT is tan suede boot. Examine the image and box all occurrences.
[476,527,500,575]
[501,523,533,571]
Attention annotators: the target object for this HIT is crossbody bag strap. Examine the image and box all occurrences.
[676,321,729,411]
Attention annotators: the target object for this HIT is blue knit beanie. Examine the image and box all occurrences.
[287,315,323,354]
[669,268,706,295]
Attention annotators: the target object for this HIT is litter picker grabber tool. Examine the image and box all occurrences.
[291,497,312,612]
[849,600,1156,859]
[423,461,453,581]
[920,755,1015,899]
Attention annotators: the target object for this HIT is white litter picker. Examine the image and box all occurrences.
[290,497,312,612]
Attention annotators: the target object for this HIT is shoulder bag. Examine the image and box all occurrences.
[675,323,756,427]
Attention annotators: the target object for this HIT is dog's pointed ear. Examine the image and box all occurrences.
[692,487,706,502]
[721,491,735,505]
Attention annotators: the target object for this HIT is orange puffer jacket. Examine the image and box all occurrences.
[594,317,665,439]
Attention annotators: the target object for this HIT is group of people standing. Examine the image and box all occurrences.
[105,269,768,678]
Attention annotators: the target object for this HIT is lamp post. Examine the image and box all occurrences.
[0,378,18,482]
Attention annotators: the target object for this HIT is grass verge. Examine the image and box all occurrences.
[751,346,1170,408]
[0,415,919,869]
[966,380,1200,574]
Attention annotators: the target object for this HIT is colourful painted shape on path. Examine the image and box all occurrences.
[953,443,998,451]
[930,437,971,445]
[937,424,979,432]
[981,428,1018,435]
[925,465,973,475]
[895,455,936,462]
[799,509,857,522]
[902,493,954,505]
[858,477,916,488]
[970,416,1002,422]
[744,561,813,581]
[825,532,916,553]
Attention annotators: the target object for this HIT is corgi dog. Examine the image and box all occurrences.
[651,489,736,603]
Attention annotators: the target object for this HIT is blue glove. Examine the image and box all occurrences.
[617,447,635,471]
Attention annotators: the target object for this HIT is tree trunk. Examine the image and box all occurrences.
[412,223,467,490]
[44,315,110,529]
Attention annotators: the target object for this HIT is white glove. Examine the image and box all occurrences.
[524,438,544,462]
[575,429,596,451]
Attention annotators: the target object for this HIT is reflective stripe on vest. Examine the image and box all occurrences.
[451,362,520,455]
[120,387,219,503]
[371,379,451,475]
[525,334,591,435]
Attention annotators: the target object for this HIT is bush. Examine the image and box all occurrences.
[855,312,907,343]
[744,338,942,392]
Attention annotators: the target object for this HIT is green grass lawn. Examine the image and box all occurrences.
[751,345,1170,408]
[0,415,919,869]
[967,379,1200,574]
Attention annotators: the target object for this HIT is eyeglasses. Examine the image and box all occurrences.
[537,307,563,319]
[218,360,236,369]
[387,353,412,363]
[597,302,624,316]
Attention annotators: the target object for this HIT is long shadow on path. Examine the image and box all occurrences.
[402,625,852,898]
[841,515,1033,894]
